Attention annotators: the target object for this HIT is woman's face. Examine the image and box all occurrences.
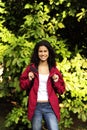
[38,45,49,62]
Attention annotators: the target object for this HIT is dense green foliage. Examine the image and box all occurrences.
[0,0,87,130]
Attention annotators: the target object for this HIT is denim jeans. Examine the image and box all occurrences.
[31,102,59,130]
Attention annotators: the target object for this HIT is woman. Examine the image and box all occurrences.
[20,40,65,130]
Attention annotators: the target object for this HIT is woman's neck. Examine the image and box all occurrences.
[39,61,48,66]
[38,61,49,74]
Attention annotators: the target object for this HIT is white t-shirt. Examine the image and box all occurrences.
[37,74,49,101]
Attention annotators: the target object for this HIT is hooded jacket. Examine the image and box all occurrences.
[20,64,65,121]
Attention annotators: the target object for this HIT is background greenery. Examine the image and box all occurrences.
[0,0,87,130]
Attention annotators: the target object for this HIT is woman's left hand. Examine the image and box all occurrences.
[52,74,59,82]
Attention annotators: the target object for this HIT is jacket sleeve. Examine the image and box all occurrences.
[53,68,66,94]
[19,65,32,90]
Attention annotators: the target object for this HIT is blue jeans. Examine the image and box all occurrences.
[31,102,59,130]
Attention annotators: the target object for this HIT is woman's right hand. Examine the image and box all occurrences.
[28,72,34,81]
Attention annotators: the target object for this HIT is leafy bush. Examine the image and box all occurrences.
[5,107,31,130]
[58,53,87,129]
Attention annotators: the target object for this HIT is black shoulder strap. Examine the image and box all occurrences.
[51,78,63,103]
[30,64,38,73]
[26,64,36,96]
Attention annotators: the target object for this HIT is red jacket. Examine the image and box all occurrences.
[20,64,65,121]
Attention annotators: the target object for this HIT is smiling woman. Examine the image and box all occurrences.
[20,40,65,130]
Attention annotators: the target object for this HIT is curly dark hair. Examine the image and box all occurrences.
[30,40,56,70]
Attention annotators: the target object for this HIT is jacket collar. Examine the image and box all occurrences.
[30,63,56,77]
